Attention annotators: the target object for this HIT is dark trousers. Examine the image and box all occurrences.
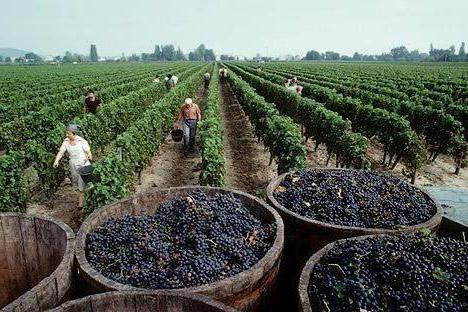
[183,119,197,152]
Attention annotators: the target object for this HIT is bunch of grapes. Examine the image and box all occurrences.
[273,169,437,228]
[86,190,276,289]
[308,233,468,311]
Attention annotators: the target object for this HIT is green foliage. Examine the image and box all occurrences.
[188,44,216,61]
[84,66,208,214]
[0,63,198,205]
[257,64,466,167]
[432,267,451,282]
[199,65,226,186]
[227,64,368,169]
[226,67,306,174]
[0,152,27,212]
[90,44,98,62]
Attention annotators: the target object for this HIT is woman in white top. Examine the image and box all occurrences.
[53,124,92,210]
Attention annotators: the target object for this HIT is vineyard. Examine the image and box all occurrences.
[1,61,467,219]
[0,61,467,311]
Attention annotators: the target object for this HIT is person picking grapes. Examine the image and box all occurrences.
[204,72,211,89]
[165,74,178,90]
[53,124,92,211]
[176,98,202,154]
[219,67,228,83]
[83,90,103,115]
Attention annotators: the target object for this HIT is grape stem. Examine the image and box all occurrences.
[206,239,218,247]
[328,263,346,276]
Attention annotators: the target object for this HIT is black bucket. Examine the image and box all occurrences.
[78,165,94,184]
[171,129,184,142]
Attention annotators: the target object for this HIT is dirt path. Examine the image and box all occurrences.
[300,136,467,187]
[27,184,82,232]
[367,139,468,187]
[135,90,205,193]
[27,89,206,231]
[219,81,277,196]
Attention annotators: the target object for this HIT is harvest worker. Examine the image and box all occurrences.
[204,72,211,89]
[286,77,303,95]
[53,124,92,211]
[165,74,179,90]
[176,98,202,154]
[291,77,304,94]
[219,67,228,83]
[83,90,103,115]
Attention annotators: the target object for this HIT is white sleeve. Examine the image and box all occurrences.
[81,140,91,153]
[57,140,67,158]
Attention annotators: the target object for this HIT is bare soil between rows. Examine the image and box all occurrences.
[26,81,467,234]
[134,89,206,193]
[219,81,277,196]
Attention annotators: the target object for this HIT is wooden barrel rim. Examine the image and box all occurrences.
[48,290,240,311]
[76,186,284,299]
[298,233,438,311]
[1,213,75,311]
[266,168,443,234]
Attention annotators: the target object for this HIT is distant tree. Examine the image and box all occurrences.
[24,52,43,62]
[459,42,466,61]
[63,51,72,62]
[390,46,409,61]
[362,55,376,61]
[325,51,340,60]
[341,55,352,61]
[188,44,216,61]
[161,44,176,61]
[0,55,3,62]
[4,56,12,63]
[377,53,393,61]
[407,50,422,61]
[189,44,206,61]
[353,52,363,61]
[303,50,322,60]
[154,45,162,60]
[204,49,216,61]
[220,54,236,61]
[90,44,98,62]
[14,57,25,63]
[53,56,62,62]
[129,54,140,61]
[447,45,456,61]
[175,46,186,60]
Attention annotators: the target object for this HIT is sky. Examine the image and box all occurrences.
[1,0,467,58]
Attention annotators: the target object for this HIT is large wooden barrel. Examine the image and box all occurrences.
[0,213,75,311]
[76,187,284,312]
[298,235,381,312]
[267,169,442,255]
[48,291,239,312]
[266,169,443,310]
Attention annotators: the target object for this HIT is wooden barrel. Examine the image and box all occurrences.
[266,169,443,310]
[76,187,284,312]
[0,213,75,311]
[47,291,239,312]
[299,235,383,312]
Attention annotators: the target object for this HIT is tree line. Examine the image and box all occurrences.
[0,43,216,64]
[303,42,467,62]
